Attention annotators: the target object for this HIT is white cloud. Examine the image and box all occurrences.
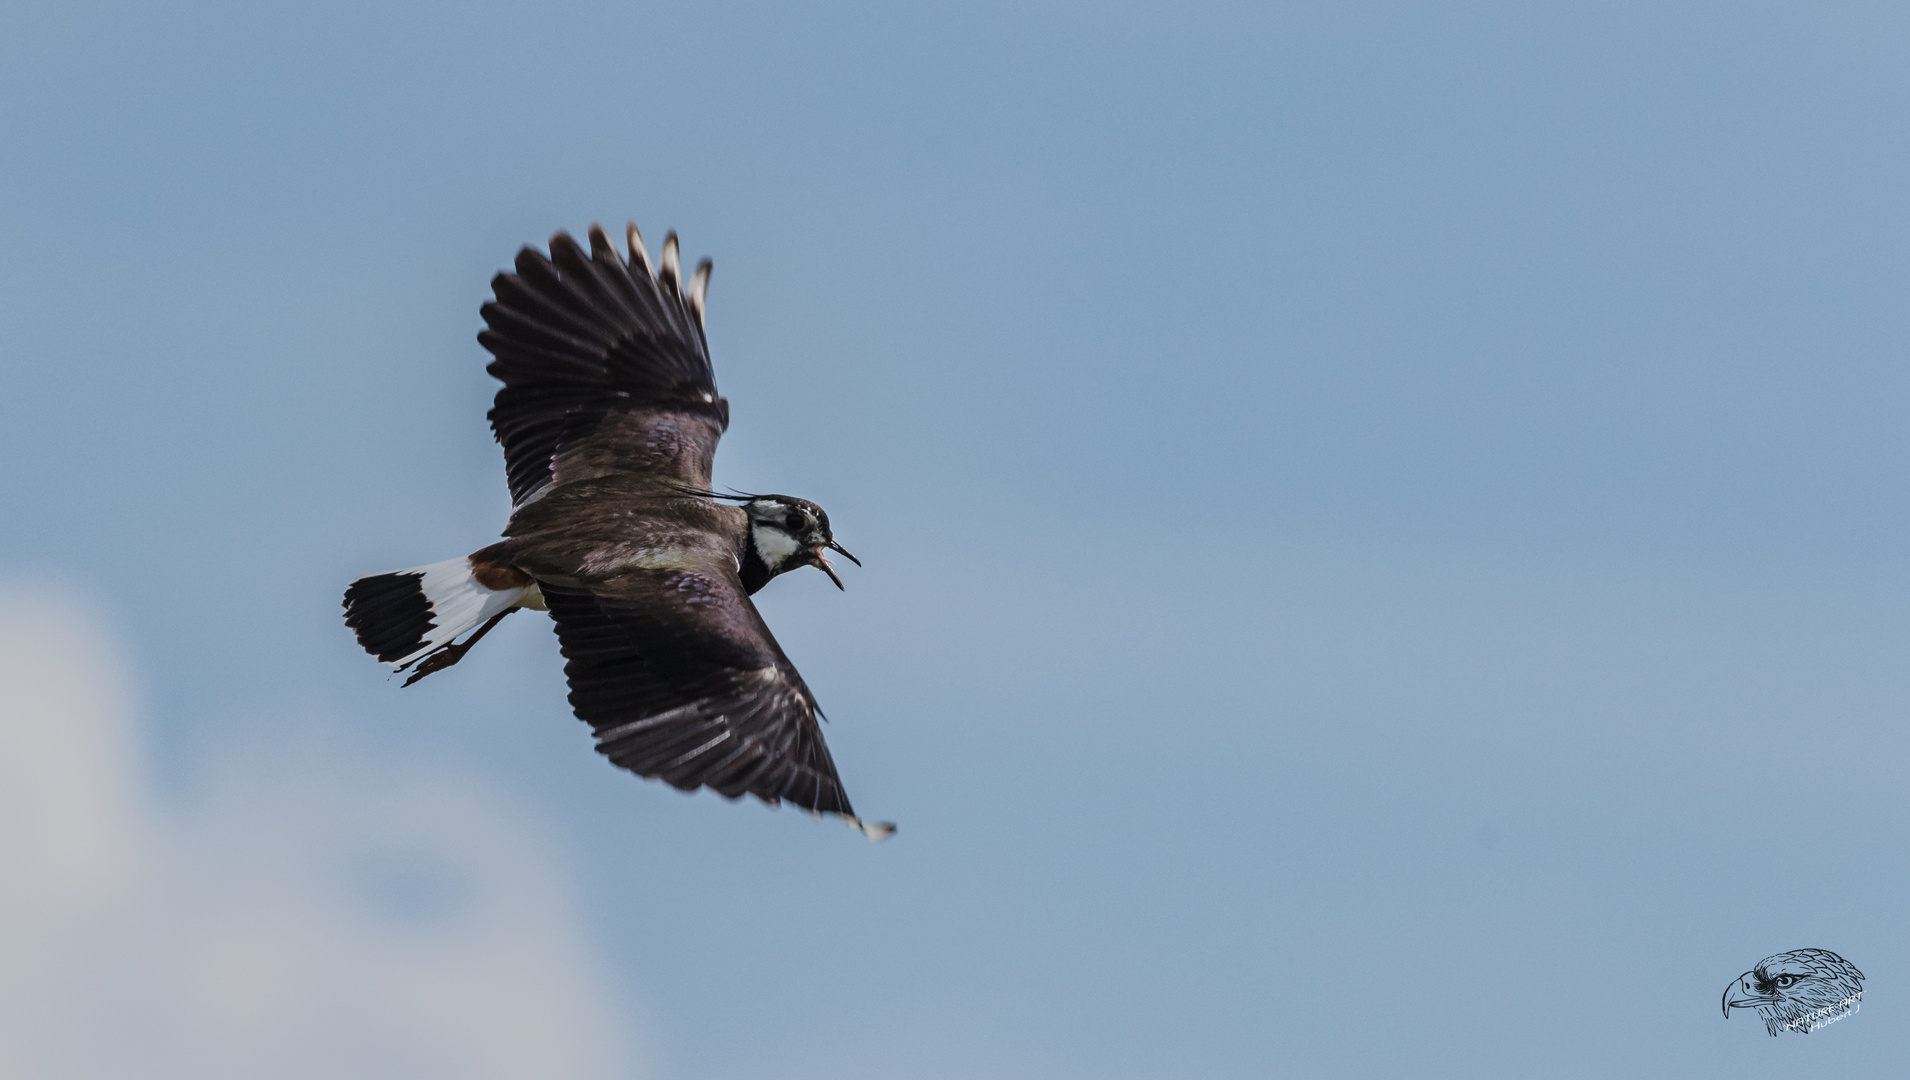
[0,588,644,1079]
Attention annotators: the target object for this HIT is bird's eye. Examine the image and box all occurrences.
[784,512,804,532]
[1776,975,1798,988]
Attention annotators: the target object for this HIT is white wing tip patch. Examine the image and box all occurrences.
[688,259,711,325]
[626,221,653,275]
[660,232,680,283]
[846,816,897,842]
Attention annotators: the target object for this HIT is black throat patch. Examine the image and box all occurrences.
[739,529,772,595]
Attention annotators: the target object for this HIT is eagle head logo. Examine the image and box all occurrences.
[1723,948,1864,1036]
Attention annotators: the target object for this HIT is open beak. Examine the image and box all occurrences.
[809,546,846,590]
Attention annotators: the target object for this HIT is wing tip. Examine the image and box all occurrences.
[688,259,711,325]
[586,222,619,263]
[626,221,653,276]
[845,815,897,842]
[660,231,681,287]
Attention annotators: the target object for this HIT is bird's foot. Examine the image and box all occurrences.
[401,640,470,686]
[399,608,517,687]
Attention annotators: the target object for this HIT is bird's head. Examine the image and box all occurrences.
[742,495,859,591]
[1723,948,1865,1036]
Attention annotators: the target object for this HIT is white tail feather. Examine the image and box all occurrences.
[383,556,536,668]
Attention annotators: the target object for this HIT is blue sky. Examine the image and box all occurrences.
[3,1,1909,1076]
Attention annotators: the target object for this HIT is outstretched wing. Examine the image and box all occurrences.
[540,570,891,838]
[480,224,727,506]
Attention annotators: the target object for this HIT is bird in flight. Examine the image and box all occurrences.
[343,223,892,840]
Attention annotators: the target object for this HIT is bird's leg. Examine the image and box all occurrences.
[401,608,516,687]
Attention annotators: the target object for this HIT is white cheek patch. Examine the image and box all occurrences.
[752,523,801,570]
